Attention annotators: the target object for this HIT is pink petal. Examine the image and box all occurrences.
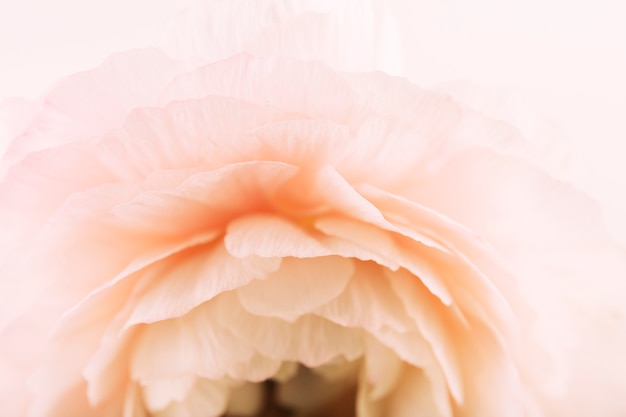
[163,0,401,74]
[161,54,357,124]
[2,49,198,171]
[94,96,292,181]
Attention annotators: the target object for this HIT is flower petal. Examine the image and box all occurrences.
[163,0,402,74]
[315,261,413,332]
[225,214,330,258]
[161,54,357,123]
[215,294,365,368]
[237,256,353,321]
[152,378,229,417]
[2,49,197,172]
[124,242,281,326]
[130,299,255,382]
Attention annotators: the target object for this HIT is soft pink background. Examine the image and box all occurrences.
[1,0,625,244]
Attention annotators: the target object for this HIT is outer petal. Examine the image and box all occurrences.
[1,49,198,175]
[163,0,403,74]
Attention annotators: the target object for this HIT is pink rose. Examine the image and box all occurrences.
[1,1,625,417]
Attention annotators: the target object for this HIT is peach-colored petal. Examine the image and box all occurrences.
[124,243,281,326]
[130,301,255,382]
[214,294,365,369]
[315,215,452,305]
[225,214,331,258]
[83,328,136,408]
[452,321,523,417]
[384,366,448,417]
[122,383,149,417]
[386,268,464,403]
[314,261,413,332]
[362,335,404,401]
[54,230,221,339]
[108,161,299,235]
[239,119,353,170]
[358,184,521,341]
[141,375,196,412]
[237,256,353,321]
[149,378,228,417]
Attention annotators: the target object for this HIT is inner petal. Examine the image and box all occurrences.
[237,256,354,321]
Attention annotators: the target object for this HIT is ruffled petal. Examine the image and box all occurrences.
[161,54,358,123]
[124,243,281,326]
[163,0,402,74]
[130,299,255,382]
[214,293,365,368]
[315,261,413,332]
[2,49,198,173]
[151,378,229,417]
[383,366,449,417]
[237,256,353,321]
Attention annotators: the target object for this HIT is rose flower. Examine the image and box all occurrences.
[1,1,625,417]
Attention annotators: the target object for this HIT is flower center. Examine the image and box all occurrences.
[226,364,358,417]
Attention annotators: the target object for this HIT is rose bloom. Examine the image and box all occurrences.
[1,1,626,417]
